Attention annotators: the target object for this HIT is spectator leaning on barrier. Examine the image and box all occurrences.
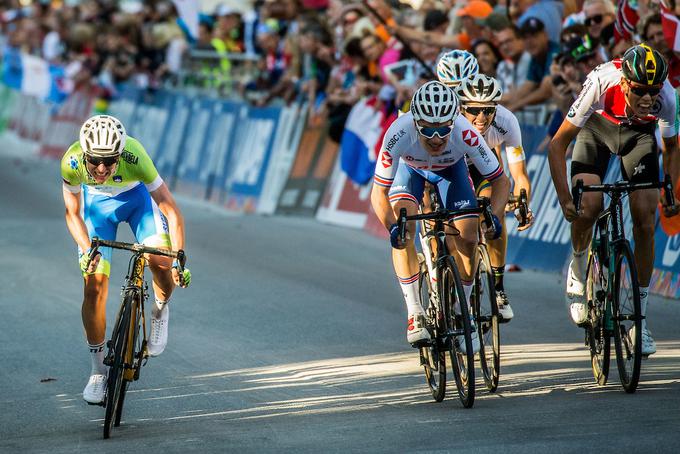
[503,17,559,112]
[495,25,532,94]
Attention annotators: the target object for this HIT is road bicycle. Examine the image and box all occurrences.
[572,176,673,393]
[86,237,186,438]
[398,193,494,408]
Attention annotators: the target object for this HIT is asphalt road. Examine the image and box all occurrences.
[1,134,679,453]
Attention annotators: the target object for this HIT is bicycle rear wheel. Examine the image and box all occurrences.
[442,256,475,408]
[473,244,500,392]
[419,259,446,402]
[104,294,132,439]
[612,243,642,393]
[585,248,610,386]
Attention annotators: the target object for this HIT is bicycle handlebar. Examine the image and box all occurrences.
[571,175,675,214]
[398,197,494,243]
[508,188,529,228]
[88,237,186,272]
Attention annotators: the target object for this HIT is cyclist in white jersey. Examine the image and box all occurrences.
[455,74,535,322]
[371,81,510,349]
[549,44,680,356]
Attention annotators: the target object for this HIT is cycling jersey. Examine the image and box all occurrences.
[373,111,503,188]
[61,137,170,276]
[566,60,679,138]
[61,137,163,196]
[481,104,525,164]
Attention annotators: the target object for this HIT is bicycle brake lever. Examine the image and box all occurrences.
[663,174,675,209]
[572,179,584,214]
[518,188,528,227]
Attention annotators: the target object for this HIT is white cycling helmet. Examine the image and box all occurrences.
[79,115,127,158]
[411,81,459,124]
[456,73,503,104]
[436,50,479,87]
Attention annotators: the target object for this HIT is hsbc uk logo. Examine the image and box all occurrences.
[381,150,393,168]
[462,129,479,147]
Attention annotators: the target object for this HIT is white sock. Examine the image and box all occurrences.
[398,273,422,315]
[154,297,168,316]
[88,341,106,376]
[572,248,588,281]
[639,286,649,331]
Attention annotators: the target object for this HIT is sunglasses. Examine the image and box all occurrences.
[584,14,603,27]
[464,106,496,117]
[416,124,453,139]
[627,82,662,97]
[86,155,119,167]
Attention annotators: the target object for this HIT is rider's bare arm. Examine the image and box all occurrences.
[508,159,531,200]
[548,120,582,221]
[150,183,186,251]
[63,185,91,252]
[370,184,397,230]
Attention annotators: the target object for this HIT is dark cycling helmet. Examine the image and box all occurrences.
[621,43,668,86]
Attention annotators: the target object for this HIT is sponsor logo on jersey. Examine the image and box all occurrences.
[462,129,479,147]
[121,151,138,165]
[404,155,414,161]
[491,121,508,136]
[113,175,123,183]
[476,144,491,164]
[454,199,472,209]
[385,129,406,152]
[381,150,393,168]
[69,156,79,170]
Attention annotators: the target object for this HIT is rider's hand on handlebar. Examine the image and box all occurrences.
[660,191,680,218]
[79,248,101,274]
[172,257,191,288]
[482,214,503,240]
[561,199,580,222]
[389,223,408,249]
[516,207,535,231]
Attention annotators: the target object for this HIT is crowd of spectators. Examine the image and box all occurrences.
[2,0,680,144]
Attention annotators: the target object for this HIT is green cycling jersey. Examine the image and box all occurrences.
[61,137,163,195]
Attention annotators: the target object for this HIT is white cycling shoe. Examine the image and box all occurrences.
[496,290,514,321]
[407,313,431,345]
[456,318,480,355]
[83,373,107,405]
[566,262,588,325]
[630,326,657,356]
[148,303,169,357]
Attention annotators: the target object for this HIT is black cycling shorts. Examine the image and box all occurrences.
[571,113,659,184]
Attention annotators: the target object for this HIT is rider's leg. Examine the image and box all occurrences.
[82,266,111,403]
[450,216,480,307]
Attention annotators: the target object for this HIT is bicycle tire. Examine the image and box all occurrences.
[419,260,446,402]
[103,294,132,439]
[585,246,610,386]
[474,244,500,392]
[442,255,475,408]
[114,290,142,426]
[612,242,642,393]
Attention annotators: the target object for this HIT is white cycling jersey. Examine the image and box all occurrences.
[566,59,678,138]
[482,104,525,164]
[373,112,503,187]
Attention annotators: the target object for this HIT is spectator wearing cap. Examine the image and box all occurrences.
[390,1,492,51]
[581,0,615,41]
[503,17,559,112]
[214,5,243,52]
[514,0,564,44]
[495,25,532,94]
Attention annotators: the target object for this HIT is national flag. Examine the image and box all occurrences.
[339,98,383,185]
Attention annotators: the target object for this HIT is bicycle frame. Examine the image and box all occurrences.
[121,252,149,380]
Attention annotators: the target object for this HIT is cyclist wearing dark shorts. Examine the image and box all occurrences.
[548,44,680,356]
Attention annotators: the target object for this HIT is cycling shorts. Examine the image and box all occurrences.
[388,159,478,219]
[79,183,171,277]
[571,113,659,184]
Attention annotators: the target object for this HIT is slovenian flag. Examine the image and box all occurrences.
[1,47,67,103]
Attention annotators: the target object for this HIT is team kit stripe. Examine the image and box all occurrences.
[389,193,419,204]
[398,273,420,284]
[453,213,480,221]
[484,166,504,181]
[373,175,393,187]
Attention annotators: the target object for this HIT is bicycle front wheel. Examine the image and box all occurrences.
[114,290,142,426]
[585,248,610,386]
[104,294,132,439]
[473,244,500,392]
[442,256,475,408]
[419,259,446,402]
[612,243,642,393]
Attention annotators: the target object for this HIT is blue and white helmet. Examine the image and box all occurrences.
[436,49,479,87]
[411,81,459,124]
